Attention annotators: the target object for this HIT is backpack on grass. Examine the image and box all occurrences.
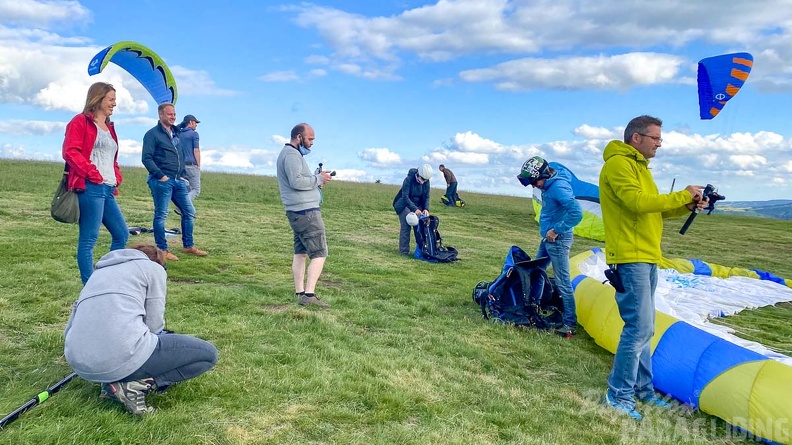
[472,246,563,329]
[414,215,458,263]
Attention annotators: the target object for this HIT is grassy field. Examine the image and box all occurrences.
[0,159,790,445]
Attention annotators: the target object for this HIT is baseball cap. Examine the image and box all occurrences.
[182,114,200,123]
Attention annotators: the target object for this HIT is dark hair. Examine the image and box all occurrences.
[291,123,309,139]
[439,164,445,169]
[624,115,662,143]
[131,244,166,267]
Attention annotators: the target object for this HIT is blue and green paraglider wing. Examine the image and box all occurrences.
[88,41,178,105]
[697,52,753,120]
[532,162,604,242]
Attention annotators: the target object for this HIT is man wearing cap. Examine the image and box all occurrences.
[178,114,201,202]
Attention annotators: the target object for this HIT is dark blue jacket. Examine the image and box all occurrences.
[142,123,183,180]
[393,168,430,214]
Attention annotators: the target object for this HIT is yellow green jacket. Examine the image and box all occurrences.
[599,140,692,265]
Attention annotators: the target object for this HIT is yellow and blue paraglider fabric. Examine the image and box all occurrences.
[88,41,178,105]
[698,52,753,120]
[570,248,792,444]
[531,162,604,241]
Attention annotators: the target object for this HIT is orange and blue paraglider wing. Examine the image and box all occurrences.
[88,41,178,105]
[697,52,753,120]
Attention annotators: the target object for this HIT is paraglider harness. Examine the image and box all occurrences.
[440,195,466,208]
[472,246,564,329]
[413,215,459,263]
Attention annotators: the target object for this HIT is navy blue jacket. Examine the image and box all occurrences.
[393,168,430,214]
[142,123,183,180]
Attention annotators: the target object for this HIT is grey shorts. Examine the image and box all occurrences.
[286,209,328,259]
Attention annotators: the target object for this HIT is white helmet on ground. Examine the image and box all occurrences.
[406,212,419,226]
[417,163,433,181]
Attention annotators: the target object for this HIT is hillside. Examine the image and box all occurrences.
[1,159,790,445]
[718,199,792,220]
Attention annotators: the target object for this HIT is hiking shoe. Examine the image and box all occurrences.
[604,393,642,421]
[298,295,330,308]
[163,250,179,261]
[182,246,207,257]
[102,379,156,415]
[556,325,576,337]
[639,395,672,409]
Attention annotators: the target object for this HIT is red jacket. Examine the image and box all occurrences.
[62,113,122,193]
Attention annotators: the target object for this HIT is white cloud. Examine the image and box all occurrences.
[459,53,684,91]
[449,131,504,153]
[331,168,368,182]
[294,1,792,90]
[118,139,142,155]
[0,119,64,135]
[170,66,237,96]
[574,124,618,140]
[358,147,402,166]
[0,0,91,27]
[259,71,300,82]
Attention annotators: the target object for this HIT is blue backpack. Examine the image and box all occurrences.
[413,215,458,263]
[472,246,563,329]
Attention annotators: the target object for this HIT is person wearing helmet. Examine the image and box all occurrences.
[392,164,432,256]
[600,115,706,420]
[518,156,582,338]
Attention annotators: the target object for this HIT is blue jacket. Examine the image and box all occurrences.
[393,168,430,214]
[538,166,582,237]
[142,123,183,180]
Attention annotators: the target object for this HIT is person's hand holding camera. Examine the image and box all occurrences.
[319,170,333,184]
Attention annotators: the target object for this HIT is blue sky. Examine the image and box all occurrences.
[3,0,792,201]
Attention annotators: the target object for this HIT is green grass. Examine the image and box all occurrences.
[1,159,790,444]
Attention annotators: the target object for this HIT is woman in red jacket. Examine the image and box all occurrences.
[62,82,129,284]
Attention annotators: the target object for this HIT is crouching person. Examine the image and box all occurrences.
[64,244,218,415]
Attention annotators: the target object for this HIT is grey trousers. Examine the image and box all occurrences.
[184,165,201,201]
[398,207,420,256]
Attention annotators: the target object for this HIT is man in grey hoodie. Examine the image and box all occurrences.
[64,245,218,415]
[276,123,333,307]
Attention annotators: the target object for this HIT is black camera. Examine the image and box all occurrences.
[701,184,725,215]
[680,184,725,235]
[330,171,336,176]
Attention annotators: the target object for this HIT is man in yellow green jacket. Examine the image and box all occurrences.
[599,115,707,420]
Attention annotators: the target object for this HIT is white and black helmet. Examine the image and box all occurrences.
[518,156,550,187]
[417,163,433,181]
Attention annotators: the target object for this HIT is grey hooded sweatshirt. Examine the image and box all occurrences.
[64,249,167,382]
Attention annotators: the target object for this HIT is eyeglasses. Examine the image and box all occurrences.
[637,133,663,143]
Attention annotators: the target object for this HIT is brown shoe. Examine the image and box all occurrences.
[164,250,179,261]
[182,246,207,257]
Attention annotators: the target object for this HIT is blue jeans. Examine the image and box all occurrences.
[444,182,459,204]
[536,234,576,327]
[123,333,218,388]
[147,176,195,251]
[607,262,658,408]
[77,181,128,284]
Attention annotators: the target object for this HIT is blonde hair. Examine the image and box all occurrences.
[82,82,115,123]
